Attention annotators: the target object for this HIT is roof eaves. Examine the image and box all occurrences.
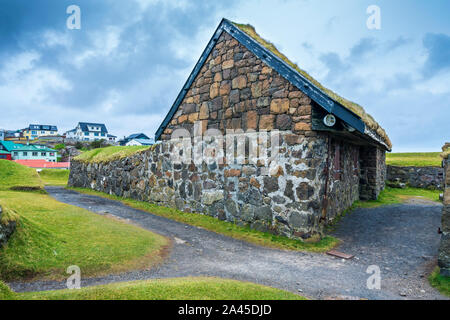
[155,19,389,150]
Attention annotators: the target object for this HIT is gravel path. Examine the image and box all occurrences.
[8,187,447,300]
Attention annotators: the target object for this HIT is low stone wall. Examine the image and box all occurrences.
[387,165,444,190]
[0,205,16,248]
[438,149,450,277]
[69,134,386,239]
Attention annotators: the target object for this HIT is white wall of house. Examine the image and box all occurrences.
[125,139,142,146]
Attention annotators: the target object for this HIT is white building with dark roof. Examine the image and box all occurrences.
[66,122,113,142]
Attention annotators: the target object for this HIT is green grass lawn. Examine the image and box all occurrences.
[429,267,450,297]
[15,277,305,300]
[0,160,43,191]
[353,186,441,209]
[75,146,150,163]
[38,169,70,186]
[69,187,338,253]
[386,152,442,167]
[0,162,168,281]
[0,190,169,281]
[0,277,305,300]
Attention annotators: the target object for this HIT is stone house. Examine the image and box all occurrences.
[70,19,392,239]
[154,19,391,237]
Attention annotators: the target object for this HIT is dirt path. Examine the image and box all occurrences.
[8,187,447,300]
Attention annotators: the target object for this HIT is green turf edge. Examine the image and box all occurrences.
[1,277,306,300]
[429,267,450,297]
[68,187,339,253]
[386,152,443,167]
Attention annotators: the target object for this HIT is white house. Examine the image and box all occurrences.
[66,122,111,142]
[125,138,154,146]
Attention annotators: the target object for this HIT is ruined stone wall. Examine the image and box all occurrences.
[387,165,444,190]
[438,154,450,276]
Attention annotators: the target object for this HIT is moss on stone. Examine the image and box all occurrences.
[0,202,19,225]
[232,22,392,149]
[74,146,151,164]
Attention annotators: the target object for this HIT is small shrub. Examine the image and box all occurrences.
[54,144,65,151]
[74,142,83,150]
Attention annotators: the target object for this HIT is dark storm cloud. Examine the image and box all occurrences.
[0,0,236,115]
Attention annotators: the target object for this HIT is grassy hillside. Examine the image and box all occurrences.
[75,146,150,163]
[38,169,70,186]
[19,277,305,300]
[0,160,43,191]
[0,190,169,281]
[0,281,16,300]
[0,160,169,281]
[386,152,442,167]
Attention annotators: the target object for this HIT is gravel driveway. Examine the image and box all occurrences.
[8,187,447,300]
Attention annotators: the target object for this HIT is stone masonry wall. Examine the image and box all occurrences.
[360,146,386,200]
[387,165,444,190]
[68,29,388,239]
[438,153,450,276]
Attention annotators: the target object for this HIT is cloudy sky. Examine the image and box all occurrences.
[0,0,449,152]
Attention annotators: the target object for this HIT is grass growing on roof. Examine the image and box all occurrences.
[429,267,450,297]
[0,190,169,281]
[232,21,391,149]
[353,186,441,209]
[0,160,43,191]
[18,277,306,300]
[38,169,70,186]
[386,152,442,167]
[0,200,19,225]
[69,187,338,253]
[74,146,150,163]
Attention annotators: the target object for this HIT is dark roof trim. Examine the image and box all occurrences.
[155,18,366,142]
[78,122,108,133]
[28,124,58,131]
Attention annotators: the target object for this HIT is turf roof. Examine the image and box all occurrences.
[442,143,450,159]
[232,22,392,149]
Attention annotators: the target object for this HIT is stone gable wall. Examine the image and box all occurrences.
[439,154,450,276]
[68,29,388,239]
[69,134,326,238]
[160,31,314,141]
[387,165,444,190]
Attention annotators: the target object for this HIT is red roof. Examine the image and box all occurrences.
[13,160,70,169]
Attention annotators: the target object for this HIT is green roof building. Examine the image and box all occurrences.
[0,141,58,162]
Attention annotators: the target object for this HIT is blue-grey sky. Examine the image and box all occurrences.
[0,0,449,151]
